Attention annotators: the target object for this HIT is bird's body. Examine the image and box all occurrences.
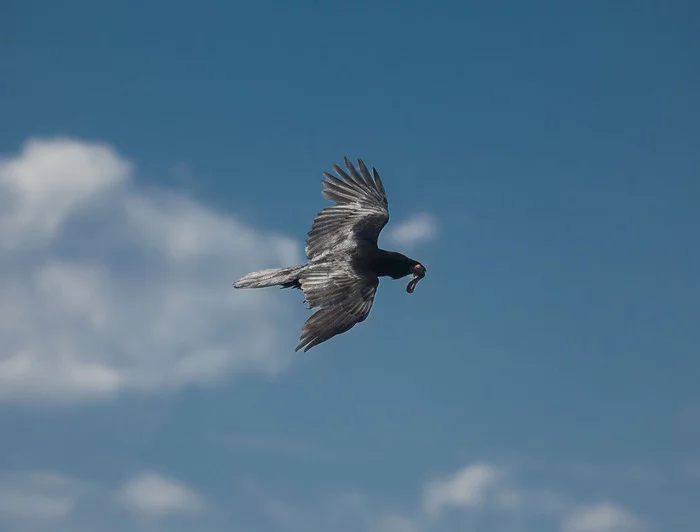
[233,157,426,352]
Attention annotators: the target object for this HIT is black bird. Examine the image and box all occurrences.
[233,157,427,352]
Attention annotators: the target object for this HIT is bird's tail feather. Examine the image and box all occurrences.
[233,265,305,289]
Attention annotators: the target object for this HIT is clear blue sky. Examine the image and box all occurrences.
[1,1,698,531]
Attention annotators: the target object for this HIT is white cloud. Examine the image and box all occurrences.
[562,503,647,532]
[237,460,646,532]
[0,471,86,521]
[385,212,438,248]
[0,138,129,249]
[117,471,203,516]
[0,469,212,531]
[421,462,647,532]
[0,463,655,532]
[422,462,501,515]
[0,137,301,403]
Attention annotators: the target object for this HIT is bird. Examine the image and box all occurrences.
[233,156,427,352]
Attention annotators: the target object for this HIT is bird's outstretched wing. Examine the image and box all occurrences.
[295,263,379,352]
[305,157,389,261]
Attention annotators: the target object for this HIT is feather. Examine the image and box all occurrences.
[305,157,389,261]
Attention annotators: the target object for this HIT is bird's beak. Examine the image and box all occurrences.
[407,263,426,294]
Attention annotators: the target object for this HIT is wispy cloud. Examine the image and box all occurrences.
[386,212,438,248]
[423,462,502,515]
[233,461,649,532]
[0,461,655,532]
[562,503,648,532]
[0,469,212,531]
[116,471,204,516]
[420,461,647,532]
[0,137,301,404]
[0,471,89,523]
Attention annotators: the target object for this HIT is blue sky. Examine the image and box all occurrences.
[1,1,698,531]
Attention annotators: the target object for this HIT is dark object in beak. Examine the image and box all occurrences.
[406,263,426,294]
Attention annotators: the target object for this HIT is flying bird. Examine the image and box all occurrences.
[233,157,427,352]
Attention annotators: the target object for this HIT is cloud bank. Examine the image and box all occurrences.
[0,461,651,532]
[420,462,648,532]
[0,137,301,404]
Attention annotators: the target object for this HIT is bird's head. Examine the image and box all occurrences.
[405,258,427,294]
